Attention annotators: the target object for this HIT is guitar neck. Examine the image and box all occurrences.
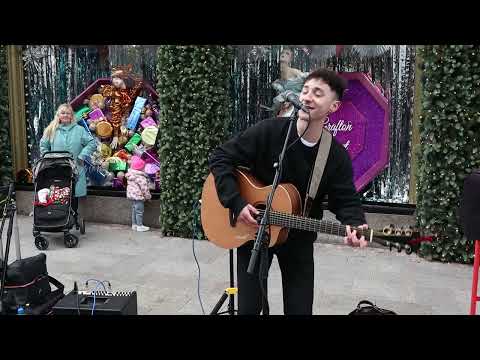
[257,209,371,240]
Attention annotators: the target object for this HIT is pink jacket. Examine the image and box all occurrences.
[125,169,152,201]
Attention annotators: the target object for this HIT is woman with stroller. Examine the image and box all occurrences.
[39,103,96,219]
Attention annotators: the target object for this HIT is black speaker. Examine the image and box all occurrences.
[52,290,137,315]
[460,170,480,241]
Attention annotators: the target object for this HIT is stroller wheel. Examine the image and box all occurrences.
[64,233,79,248]
[79,218,86,235]
[35,236,49,251]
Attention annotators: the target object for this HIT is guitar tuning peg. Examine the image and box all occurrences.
[404,226,413,237]
[382,225,393,235]
[395,243,402,253]
[394,227,402,236]
[385,241,393,251]
[404,244,413,255]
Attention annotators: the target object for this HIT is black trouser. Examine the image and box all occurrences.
[237,233,314,315]
[71,181,79,215]
[72,196,79,215]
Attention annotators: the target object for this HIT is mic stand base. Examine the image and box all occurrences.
[210,248,237,315]
[0,185,17,315]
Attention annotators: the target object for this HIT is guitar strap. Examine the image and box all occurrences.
[303,128,332,217]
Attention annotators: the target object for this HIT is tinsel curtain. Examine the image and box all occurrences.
[107,45,158,83]
[0,46,12,185]
[229,45,416,204]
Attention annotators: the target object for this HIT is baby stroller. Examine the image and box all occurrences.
[32,151,85,250]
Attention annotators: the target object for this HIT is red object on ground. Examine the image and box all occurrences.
[407,236,433,246]
[470,240,480,315]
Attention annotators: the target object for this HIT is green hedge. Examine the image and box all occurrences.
[0,46,12,186]
[417,45,480,263]
[156,46,233,237]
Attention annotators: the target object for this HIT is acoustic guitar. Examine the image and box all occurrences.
[201,169,412,254]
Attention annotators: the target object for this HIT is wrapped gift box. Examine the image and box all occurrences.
[88,108,105,121]
[108,159,127,172]
[126,96,147,130]
[124,133,142,152]
[140,117,156,129]
[141,126,158,146]
[75,106,91,121]
[113,149,130,162]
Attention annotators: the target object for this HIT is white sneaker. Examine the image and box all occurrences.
[132,225,137,230]
[136,225,150,232]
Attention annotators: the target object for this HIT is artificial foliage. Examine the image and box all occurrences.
[417,45,480,263]
[0,46,12,186]
[156,46,233,237]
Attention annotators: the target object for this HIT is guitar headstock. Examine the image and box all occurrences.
[370,224,421,255]
[371,225,437,255]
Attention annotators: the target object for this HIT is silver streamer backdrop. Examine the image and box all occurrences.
[22,45,415,203]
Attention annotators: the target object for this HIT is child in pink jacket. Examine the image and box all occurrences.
[126,156,152,231]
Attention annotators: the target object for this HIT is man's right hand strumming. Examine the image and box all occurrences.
[238,204,259,228]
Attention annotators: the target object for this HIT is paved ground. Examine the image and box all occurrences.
[2,214,475,315]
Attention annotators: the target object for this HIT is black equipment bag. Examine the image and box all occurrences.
[0,253,64,314]
[349,300,397,315]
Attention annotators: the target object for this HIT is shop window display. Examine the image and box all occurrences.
[69,65,161,191]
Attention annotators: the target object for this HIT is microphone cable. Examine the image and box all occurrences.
[192,200,206,315]
[285,111,312,153]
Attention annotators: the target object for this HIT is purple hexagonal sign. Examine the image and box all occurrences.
[326,72,389,192]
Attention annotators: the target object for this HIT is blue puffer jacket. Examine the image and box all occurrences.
[39,123,97,197]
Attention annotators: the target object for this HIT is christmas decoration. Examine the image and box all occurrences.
[69,67,161,190]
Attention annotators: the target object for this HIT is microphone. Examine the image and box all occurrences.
[284,91,310,113]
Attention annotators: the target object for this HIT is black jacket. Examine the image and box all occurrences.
[208,118,366,242]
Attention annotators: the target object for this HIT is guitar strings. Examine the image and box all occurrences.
[253,211,410,252]
[256,209,370,239]
[255,210,410,250]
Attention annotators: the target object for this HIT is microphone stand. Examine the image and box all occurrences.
[0,183,16,315]
[246,108,298,315]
